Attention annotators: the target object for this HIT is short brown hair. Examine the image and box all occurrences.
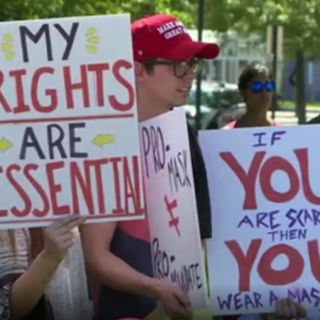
[238,62,273,91]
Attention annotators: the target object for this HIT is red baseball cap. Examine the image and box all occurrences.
[131,14,220,62]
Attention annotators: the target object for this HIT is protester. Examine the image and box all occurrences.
[221,62,318,320]
[223,62,280,129]
[0,216,90,320]
[80,13,219,320]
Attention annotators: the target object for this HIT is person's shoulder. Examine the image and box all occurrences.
[117,218,150,242]
[269,118,282,126]
[222,121,236,129]
[308,114,320,124]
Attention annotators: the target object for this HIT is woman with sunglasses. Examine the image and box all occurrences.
[223,62,280,129]
[222,62,320,320]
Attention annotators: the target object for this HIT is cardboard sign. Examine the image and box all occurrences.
[199,125,320,315]
[0,14,145,229]
[140,109,206,310]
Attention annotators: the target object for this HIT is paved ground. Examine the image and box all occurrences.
[191,106,320,129]
[268,108,320,125]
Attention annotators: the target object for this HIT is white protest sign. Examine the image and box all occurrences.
[0,14,145,229]
[199,125,320,315]
[139,108,206,310]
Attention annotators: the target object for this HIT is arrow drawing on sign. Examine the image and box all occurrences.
[92,134,115,147]
[0,137,12,152]
[164,195,180,237]
[1,33,15,61]
[85,27,100,54]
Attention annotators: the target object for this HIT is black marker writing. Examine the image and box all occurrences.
[152,238,202,293]
[19,22,79,63]
[141,125,166,178]
[19,122,87,160]
[167,149,192,193]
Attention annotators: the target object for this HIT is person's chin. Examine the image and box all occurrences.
[173,99,188,107]
[173,104,184,108]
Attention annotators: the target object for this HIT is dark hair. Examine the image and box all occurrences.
[238,62,273,91]
[142,59,156,74]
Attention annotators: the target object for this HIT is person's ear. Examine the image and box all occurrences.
[134,61,146,82]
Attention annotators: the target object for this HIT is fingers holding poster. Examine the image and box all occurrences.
[199,125,320,315]
[139,108,207,311]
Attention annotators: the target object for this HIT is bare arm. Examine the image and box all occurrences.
[10,216,84,320]
[80,222,162,299]
[10,251,62,320]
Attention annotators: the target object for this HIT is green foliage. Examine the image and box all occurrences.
[204,0,320,58]
[3,0,319,58]
[0,0,196,27]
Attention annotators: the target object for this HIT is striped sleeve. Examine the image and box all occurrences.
[0,278,13,320]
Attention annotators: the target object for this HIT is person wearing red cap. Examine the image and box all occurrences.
[80,13,220,320]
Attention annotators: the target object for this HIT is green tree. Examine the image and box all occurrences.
[0,0,196,27]
[205,0,320,123]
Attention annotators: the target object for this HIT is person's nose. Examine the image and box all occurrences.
[184,67,196,82]
[261,89,270,98]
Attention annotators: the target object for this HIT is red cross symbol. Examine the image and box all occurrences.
[164,195,180,237]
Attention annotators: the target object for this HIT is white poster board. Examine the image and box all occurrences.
[199,125,320,315]
[0,14,145,229]
[140,109,206,310]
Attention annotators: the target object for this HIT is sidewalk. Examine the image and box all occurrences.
[268,108,319,126]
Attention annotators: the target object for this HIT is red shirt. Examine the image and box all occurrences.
[225,119,281,129]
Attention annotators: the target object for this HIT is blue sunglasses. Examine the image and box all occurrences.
[250,81,275,93]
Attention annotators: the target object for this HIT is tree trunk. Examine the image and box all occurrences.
[295,48,306,124]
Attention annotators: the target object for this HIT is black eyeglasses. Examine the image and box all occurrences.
[249,80,276,93]
[144,58,203,78]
